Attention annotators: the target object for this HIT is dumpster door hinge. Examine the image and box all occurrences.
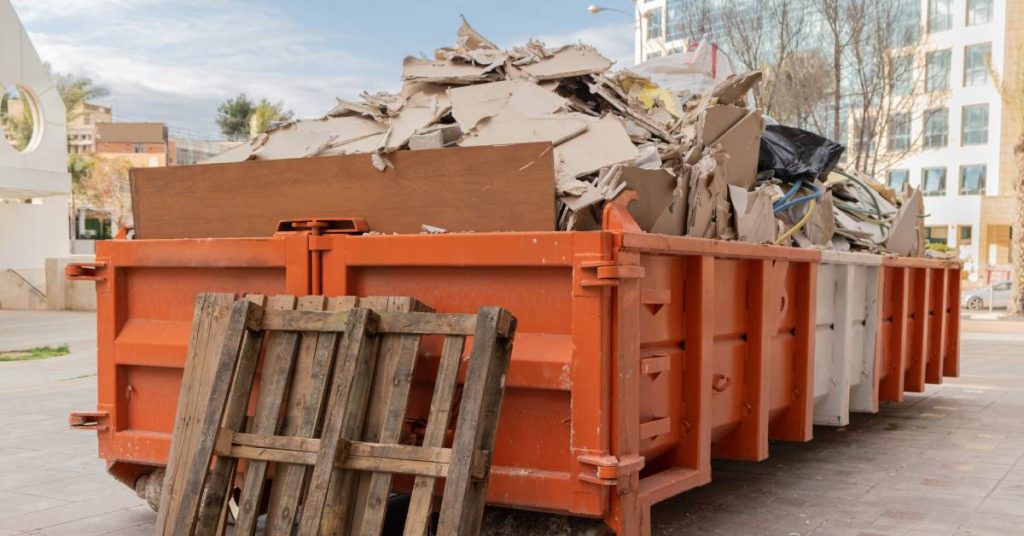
[69,411,110,431]
[578,260,646,288]
[576,454,645,486]
[65,262,107,282]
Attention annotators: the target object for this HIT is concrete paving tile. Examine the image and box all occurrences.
[0,492,69,520]
[975,497,1024,518]
[34,505,154,536]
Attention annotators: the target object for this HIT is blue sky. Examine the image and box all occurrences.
[12,0,635,138]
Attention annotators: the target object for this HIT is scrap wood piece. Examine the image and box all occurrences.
[158,293,517,536]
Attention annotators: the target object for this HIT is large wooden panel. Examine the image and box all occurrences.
[130,143,555,238]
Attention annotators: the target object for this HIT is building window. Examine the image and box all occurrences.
[888,113,911,151]
[967,0,993,26]
[924,225,949,245]
[964,43,991,86]
[961,104,989,145]
[923,108,949,148]
[888,169,910,191]
[960,165,986,194]
[134,143,145,153]
[665,0,689,42]
[959,225,973,245]
[647,8,663,40]
[922,167,947,196]
[928,0,952,33]
[890,56,913,96]
[926,49,951,92]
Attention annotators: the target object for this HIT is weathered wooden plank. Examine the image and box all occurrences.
[164,297,261,535]
[437,307,517,536]
[404,335,466,536]
[156,293,219,534]
[194,295,268,533]
[265,295,334,535]
[234,295,300,535]
[298,308,379,535]
[261,309,478,336]
[130,143,556,238]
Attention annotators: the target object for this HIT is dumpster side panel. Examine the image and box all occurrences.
[89,237,308,486]
[319,232,613,517]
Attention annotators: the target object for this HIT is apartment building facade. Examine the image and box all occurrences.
[636,0,1019,280]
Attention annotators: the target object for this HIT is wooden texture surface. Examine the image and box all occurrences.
[130,143,556,238]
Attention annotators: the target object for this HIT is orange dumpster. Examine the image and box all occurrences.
[68,205,961,535]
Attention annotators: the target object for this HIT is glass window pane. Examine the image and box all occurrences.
[960,165,986,194]
[926,50,951,92]
[647,9,663,40]
[924,108,949,148]
[888,113,911,151]
[928,0,952,32]
[967,0,993,26]
[888,169,910,191]
[961,104,989,145]
[923,167,947,196]
[964,43,992,86]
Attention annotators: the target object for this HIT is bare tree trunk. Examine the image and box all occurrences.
[1010,135,1024,316]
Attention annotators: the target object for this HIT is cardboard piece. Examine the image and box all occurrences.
[131,143,557,238]
[728,184,776,244]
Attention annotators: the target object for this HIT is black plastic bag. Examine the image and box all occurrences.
[757,125,845,182]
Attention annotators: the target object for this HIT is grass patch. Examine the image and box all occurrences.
[0,344,70,362]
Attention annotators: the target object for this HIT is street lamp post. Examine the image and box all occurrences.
[587,1,644,63]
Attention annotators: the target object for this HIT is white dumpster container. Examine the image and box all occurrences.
[813,251,882,426]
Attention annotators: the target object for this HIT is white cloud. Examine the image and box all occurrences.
[12,0,395,136]
[514,21,636,68]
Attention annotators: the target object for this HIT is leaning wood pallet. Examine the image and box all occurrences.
[155,292,517,536]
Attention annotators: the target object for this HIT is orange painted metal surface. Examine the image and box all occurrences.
[71,214,961,535]
[876,257,961,405]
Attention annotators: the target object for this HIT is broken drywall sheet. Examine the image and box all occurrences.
[379,105,442,151]
[520,45,613,80]
[457,112,590,148]
[622,166,687,236]
[408,124,463,150]
[711,71,763,106]
[554,114,640,181]
[805,190,835,246]
[448,80,567,131]
[402,56,494,84]
[729,184,776,244]
[250,116,387,160]
[687,149,732,240]
[697,105,763,189]
[884,187,923,256]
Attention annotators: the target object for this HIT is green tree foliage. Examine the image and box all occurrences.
[216,94,293,139]
[53,72,110,123]
[0,88,35,151]
[248,99,293,137]
[216,94,256,139]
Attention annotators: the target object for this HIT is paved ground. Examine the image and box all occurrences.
[0,310,1022,535]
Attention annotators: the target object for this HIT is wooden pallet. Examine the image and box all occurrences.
[155,293,517,536]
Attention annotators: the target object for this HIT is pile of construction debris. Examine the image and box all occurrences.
[208,18,925,257]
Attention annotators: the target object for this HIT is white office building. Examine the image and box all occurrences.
[636,0,1019,280]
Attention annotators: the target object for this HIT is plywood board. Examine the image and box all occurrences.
[130,143,556,238]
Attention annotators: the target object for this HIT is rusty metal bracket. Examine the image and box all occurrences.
[577,454,645,486]
[65,262,107,282]
[275,217,369,236]
[579,260,646,288]
[69,411,110,431]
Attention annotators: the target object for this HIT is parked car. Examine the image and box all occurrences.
[962,281,1012,310]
